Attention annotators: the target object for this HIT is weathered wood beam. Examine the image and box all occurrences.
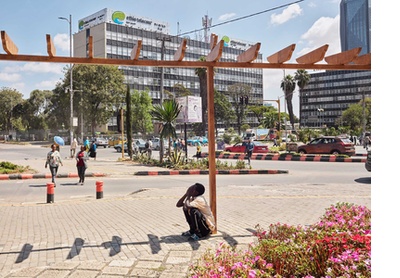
[130,40,142,60]
[46,34,56,57]
[296,44,329,64]
[1,31,18,55]
[173,39,187,61]
[237,42,261,63]
[267,44,296,64]
[0,53,371,70]
[206,40,224,62]
[210,34,218,50]
[325,47,361,65]
[352,53,371,65]
[87,36,93,58]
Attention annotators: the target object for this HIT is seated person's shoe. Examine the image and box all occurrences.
[181,231,192,236]
[189,234,200,241]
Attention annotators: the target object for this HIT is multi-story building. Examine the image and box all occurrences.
[73,8,263,132]
[300,0,371,129]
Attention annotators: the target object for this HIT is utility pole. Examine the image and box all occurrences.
[59,14,73,146]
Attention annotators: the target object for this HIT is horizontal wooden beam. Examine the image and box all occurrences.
[1,31,18,55]
[0,53,371,70]
[46,34,56,57]
[296,44,329,64]
[206,40,224,62]
[325,47,361,65]
[237,43,261,63]
[173,39,187,61]
[352,53,371,65]
[267,44,296,64]
[130,40,142,60]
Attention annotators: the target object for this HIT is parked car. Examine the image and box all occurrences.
[224,141,269,153]
[296,136,355,156]
[187,136,208,146]
[108,136,126,147]
[94,136,109,148]
[365,150,371,172]
[114,141,142,154]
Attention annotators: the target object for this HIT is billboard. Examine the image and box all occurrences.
[176,96,202,123]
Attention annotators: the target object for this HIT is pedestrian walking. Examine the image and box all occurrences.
[244,139,254,165]
[70,138,78,158]
[84,137,90,152]
[88,141,97,160]
[44,144,63,187]
[176,183,215,241]
[146,139,153,159]
[76,145,88,185]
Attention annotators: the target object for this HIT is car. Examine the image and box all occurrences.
[135,139,147,151]
[297,136,355,156]
[187,136,208,146]
[94,136,109,148]
[114,141,142,154]
[365,150,371,172]
[224,141,269,153]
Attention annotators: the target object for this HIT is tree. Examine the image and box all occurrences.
[194,56,208,136]
[280,74,296,130]
[21,90,53,131]
[294,69,310,128]
[0,87,24,133]
[214,90,234,134]
[151,99,181,161]
[227,83,252,135]
[340,97,371,132]
[125,85,133,159]
[248,105,268,124]
[130,89,154,135]
[55,65,126,135]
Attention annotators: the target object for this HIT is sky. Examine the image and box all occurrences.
[0,0,346,118]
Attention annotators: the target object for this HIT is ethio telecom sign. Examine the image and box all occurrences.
[112,11,125,24]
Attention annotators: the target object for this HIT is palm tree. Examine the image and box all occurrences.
[195,56,208,136]
[294,69,310,128]
[280,74,296,130]
[151,99,181,161]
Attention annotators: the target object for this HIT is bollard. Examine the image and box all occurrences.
[96,181,103,199]
[46,182,54,203]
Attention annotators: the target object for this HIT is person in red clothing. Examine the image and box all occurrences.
[76,145,88,185]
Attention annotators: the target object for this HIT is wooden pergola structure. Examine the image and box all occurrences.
[1,30,371,231]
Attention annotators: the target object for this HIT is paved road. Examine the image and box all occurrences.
[0,143,371,277]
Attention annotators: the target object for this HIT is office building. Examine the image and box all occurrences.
[300,0,371,129]
[73,8,263,131]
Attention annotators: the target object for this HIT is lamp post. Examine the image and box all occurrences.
[59,14,73,146]
[317,108,324,128]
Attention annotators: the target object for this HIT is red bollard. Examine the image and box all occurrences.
[47,182,54,203]
[96,181,103,199]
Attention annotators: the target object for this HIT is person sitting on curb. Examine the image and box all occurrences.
[176,183,215,241]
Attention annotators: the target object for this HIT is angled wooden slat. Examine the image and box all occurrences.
[46,34,56,57]
[325,47,361,65]
[87,36,93,58]
[1,31,18,55]
[296,44,329,64]
[267,44,296,64]
[352,53,371,65]
[130,40,142,60]
[206,40,224,62]
[237,43,261,63]
[173,39,187,61]
[210,34,218,50]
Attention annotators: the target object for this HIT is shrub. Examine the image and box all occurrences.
[189,202,371,278]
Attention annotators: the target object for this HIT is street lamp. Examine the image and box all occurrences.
[317,108,324,128]
[58,14,73,147]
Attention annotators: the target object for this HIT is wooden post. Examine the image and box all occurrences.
[207,65,217,233]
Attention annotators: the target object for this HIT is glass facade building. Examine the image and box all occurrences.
[74,8,263,131]
[340,0,371,55]
[300,0,371,129]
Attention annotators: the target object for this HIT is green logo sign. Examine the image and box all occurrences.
[112,11,125,24]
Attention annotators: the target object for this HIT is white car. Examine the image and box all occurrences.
[95,137,109,148]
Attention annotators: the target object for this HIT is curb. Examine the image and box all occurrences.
[0,172,106,180]
[134,169,288,176]
[199,152,366,163]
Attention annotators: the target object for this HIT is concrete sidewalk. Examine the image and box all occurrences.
[0,181,370,277]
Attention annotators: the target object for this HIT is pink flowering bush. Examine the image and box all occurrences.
[189,202,370,278]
